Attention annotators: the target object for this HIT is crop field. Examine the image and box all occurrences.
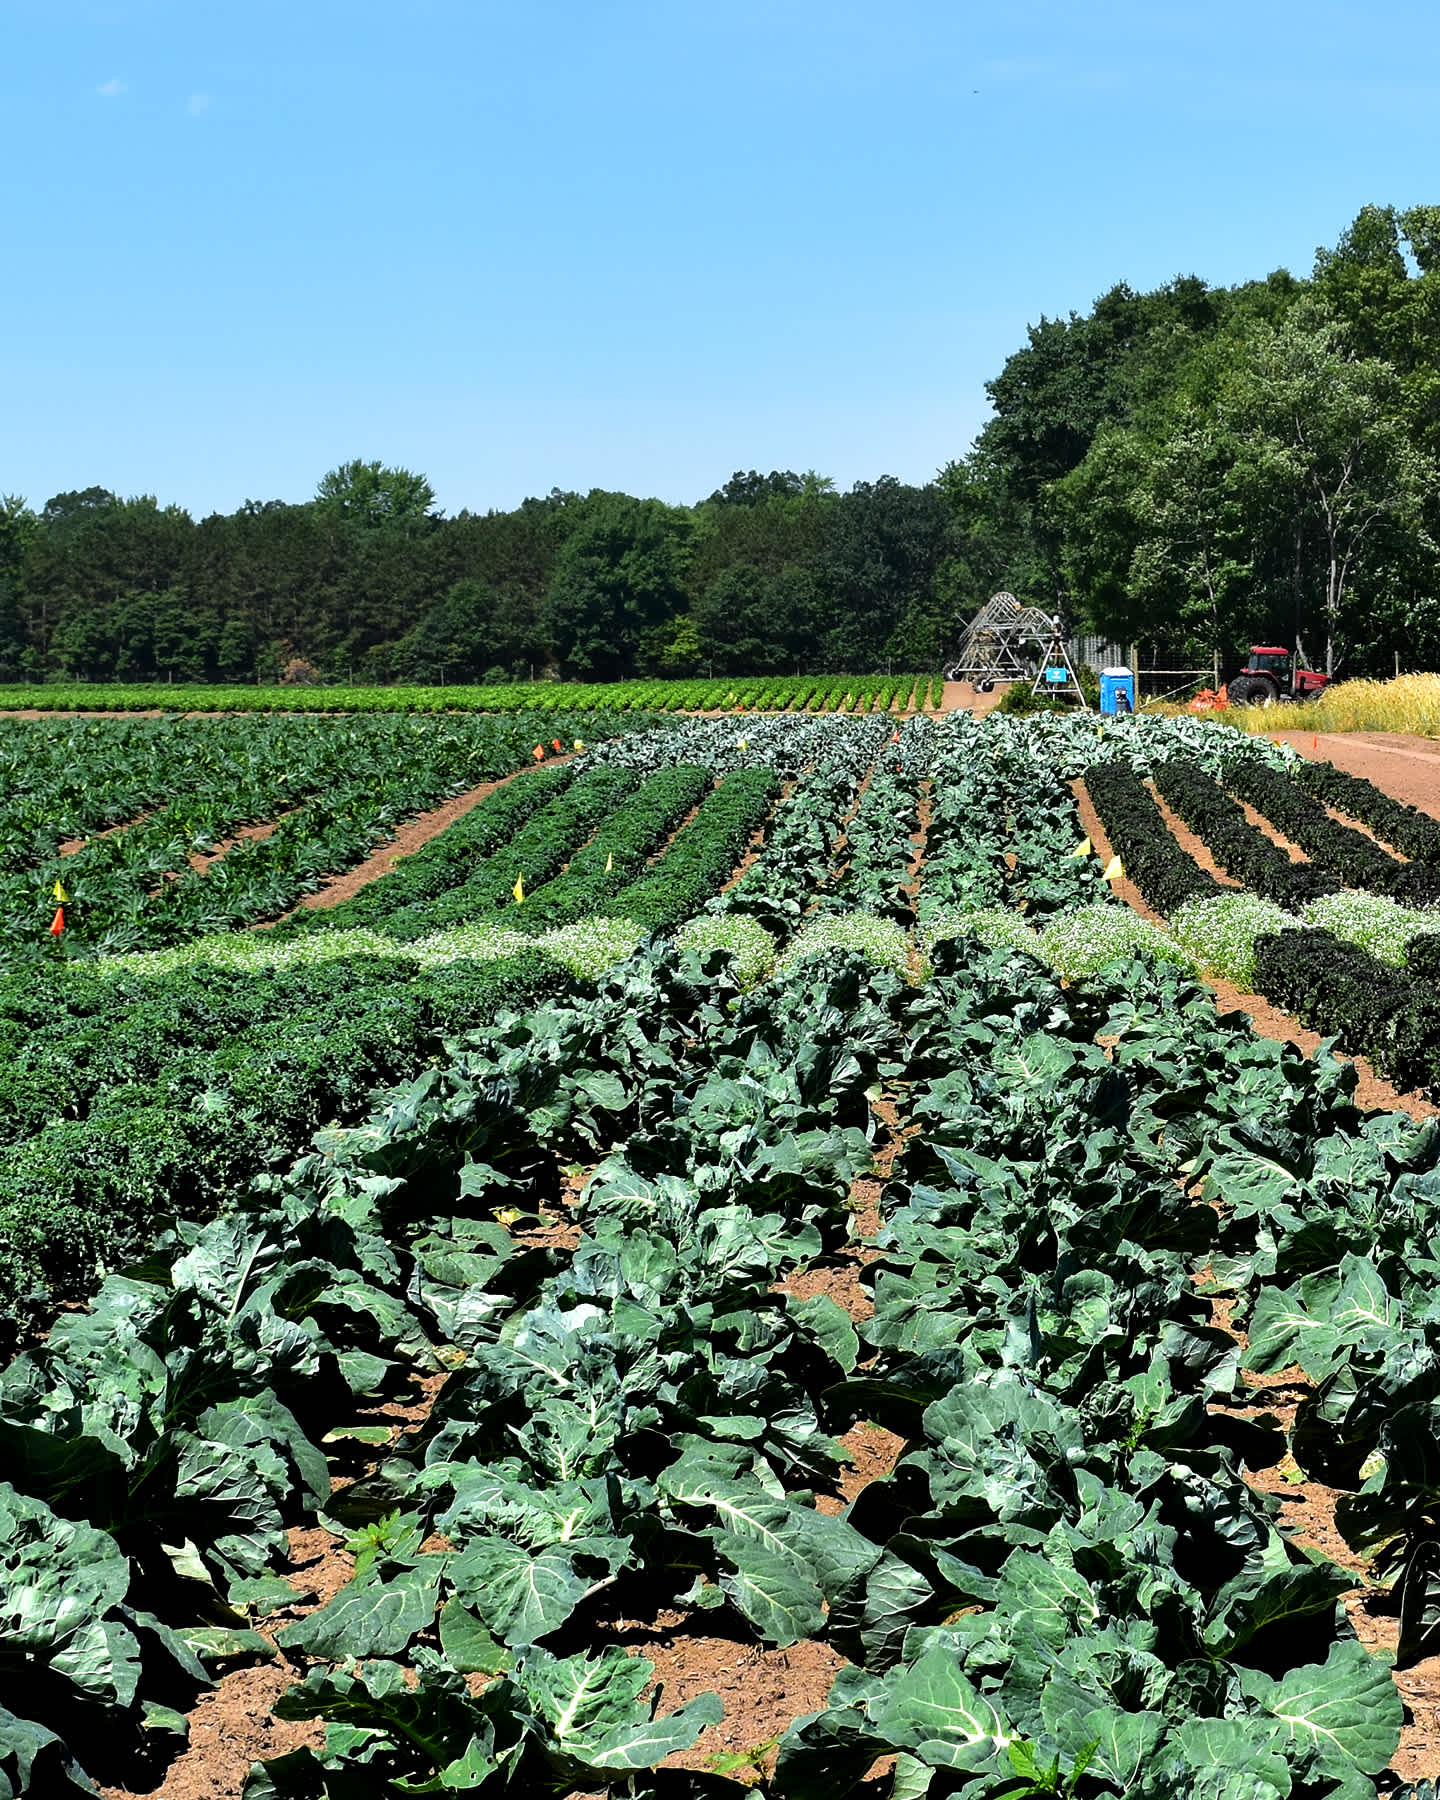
[0,672,943,717]
[7,706,1440,1799]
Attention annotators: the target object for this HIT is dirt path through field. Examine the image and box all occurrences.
[939,680,1009,715]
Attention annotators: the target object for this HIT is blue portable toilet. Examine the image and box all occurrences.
[1099,666,1135,715]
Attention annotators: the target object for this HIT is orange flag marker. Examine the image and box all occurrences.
[49,907,64,937]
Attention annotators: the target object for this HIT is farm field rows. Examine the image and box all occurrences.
[0,673,943,717]
[4,709,1440,1798]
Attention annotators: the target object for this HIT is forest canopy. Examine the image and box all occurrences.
[5,206,1439,684]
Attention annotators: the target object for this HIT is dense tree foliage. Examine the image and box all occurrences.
[9,205,1440,683]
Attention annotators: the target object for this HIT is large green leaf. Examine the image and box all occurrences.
[1237,1639,1402,1778]
[714,1532,825,1647]
[448,1538,600,1647]
[869,1648,1013,1771]
[276,1563,441,1660]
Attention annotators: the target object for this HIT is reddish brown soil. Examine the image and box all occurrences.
[186,810,297,874]
[939,680,1010,715]
[57,811,153,856]
[1147,786,1243,888]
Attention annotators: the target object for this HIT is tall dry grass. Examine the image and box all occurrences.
[1229,672,1440,737]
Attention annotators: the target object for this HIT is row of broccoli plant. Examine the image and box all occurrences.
[0,940,891,1795]
[710,724,884,937]
[810,717,931,923]
[920,713,1109,923]
[246,937,1422,1796]
[771,939,1411,1799]
[1227,760,1440,905]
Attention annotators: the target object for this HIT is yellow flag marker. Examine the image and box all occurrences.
[1069,837,1091,858]
[574,738,585,752]
[1103,855,1124,881]
[512,874,525,904]
[737,737,747,751]
[52,878,69,904]
[605,851,614,873]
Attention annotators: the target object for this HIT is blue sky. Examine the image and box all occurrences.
[6,0,1440,517]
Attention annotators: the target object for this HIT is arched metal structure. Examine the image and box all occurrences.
[944,592,1059,690]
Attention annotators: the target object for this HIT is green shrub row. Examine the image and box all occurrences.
[1253,926,1440,1094]
[281,764,572,933]
[1152,758,1338,907]
[610,768,781,931]
[1082,762,1222,915]
[511,764,713,932]
[371,765,643,941]
[1295,758,1440,866]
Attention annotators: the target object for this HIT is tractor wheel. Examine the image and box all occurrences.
[979,680,995,693]
[1227,675,1277,706]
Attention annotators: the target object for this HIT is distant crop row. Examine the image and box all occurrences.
[0,673,943,715]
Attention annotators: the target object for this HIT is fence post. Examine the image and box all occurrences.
[1129,644,1140,697]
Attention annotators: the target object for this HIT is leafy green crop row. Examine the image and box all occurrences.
[0,714,656,967]
[712,721,885,934]
[1253,927,1440,1094]
[607,767,781,931]
[1228,760,1440,905]
[1083,762,1223,914]
[0,673,941,716]
[1152,758,1338,908]
[0,951,578,1337]
[1,931,1414,1796]
[276,762,574,933]
[1294,758,1440,865]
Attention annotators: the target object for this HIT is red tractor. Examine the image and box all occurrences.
[1226,647,1331,706]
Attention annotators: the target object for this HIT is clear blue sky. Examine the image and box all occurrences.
[6,0,1440,518]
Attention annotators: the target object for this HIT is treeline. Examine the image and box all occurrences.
[5,203,1440,685]
[948,202,1440,677]
[0,467,958,685]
